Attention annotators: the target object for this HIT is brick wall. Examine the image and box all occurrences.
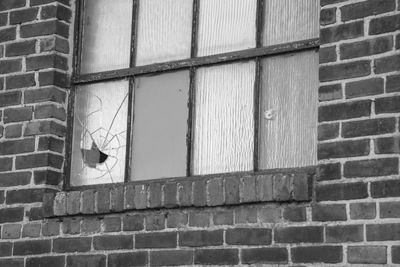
[0,0,399,266]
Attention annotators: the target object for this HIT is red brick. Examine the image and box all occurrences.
[208,178,224,205]
[380,201,400,218]
[213,210,233,225]
[16,152,63,169]
[3,106,33,123]
[14,240,51,255]
[318,100,371,122]
[66,255,105,267]
[6,73,36,90]
[108,252,148,267]
[291,246,343,263]
[345,77,384,99]
[375,95,400,114]
[0,207,24,223]
[350,202,376,220]
[0,91,21,107]
[326,225,363,243]
[370,14,400,35]
[148,182,162,208]
[341,0,395,21]
[93,235,133,250]
[318,123,339,141]
[20,20,69,38]
[145,213,165,231]
[0,157,13,171]
[312,204,347,222]
[275,226,323,243]
[393,246,400,263]
[53,237,91,253]
[180,230,223,247]
[367,223,400,241]
[318,139,370,160]
[26,256,65,267]
[0,138,35,155]
[374,54,400,74]
[348,246,387,264]
[6,40,36,57]
[372,179,400,198]
[0,242,12,257]
[344,158,398,178]
[375,136,400,154]
[122,214,144,231]
[320,8,336,26]
[10,8,38,24]
[6,188,46,204]
[24,120,66,137]
[103,217,121,232]
[320,46,336,63]
[320,60,371,82]
[24,87,66,104]
[135,232,177,249]
[0,28,16,43]
[41,5,71,22]
[38,136,64,153]
[150,250,192,267]
[386,74,400,92]
[0,0,25,11]
[26,54,68,71]
[320,21,363,44]
[194,249,239,265]
[283,206,306,222]
[242,248,288,264]
[319,84,342,102]
[0,59,22,74]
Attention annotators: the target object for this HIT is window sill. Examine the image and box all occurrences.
[42,166,316,218]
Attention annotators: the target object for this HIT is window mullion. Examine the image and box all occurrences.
[187,0,200,176]
[125,0,140,182]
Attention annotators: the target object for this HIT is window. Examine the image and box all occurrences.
[68,0,319,187]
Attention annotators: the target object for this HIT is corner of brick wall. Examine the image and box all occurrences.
[0,0,72,225]
[318,0,400,264]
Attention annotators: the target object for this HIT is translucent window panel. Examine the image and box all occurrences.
[259,50,318,169]
[136,0,193,66]
[263,0,319,46]
[197,0,257,56]
[80,0,132,73]
[193,62,255,175]
[131,71,190,181]
[70,80,129,186]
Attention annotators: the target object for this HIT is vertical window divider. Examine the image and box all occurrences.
[253,0,265,172]
[187,0,200,176]
[125,0,140,182]
[64,0,85,190]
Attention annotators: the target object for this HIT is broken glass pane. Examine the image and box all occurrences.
[70,80,129,186]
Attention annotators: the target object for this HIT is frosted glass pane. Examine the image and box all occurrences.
[131,71,190,181]
[260,50,318,169]
[80,0,132,73]
[70,80,129,186]
[136,0,193,66]
[197,0,257,56]
[193,62,255,175]
[263,0,319,46]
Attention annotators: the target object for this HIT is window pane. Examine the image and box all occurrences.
[259,50,318,169]
[193,62,255,175]
[80,0,132,73]
[263,0,319,46]
[131,71,190,181]
[197,0,257,56]
[136,0,193,66]
[70,80,129,186]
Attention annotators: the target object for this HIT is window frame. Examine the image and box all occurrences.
[64,0,320,190]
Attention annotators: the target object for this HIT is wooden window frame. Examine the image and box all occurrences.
[65,0,320,189]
